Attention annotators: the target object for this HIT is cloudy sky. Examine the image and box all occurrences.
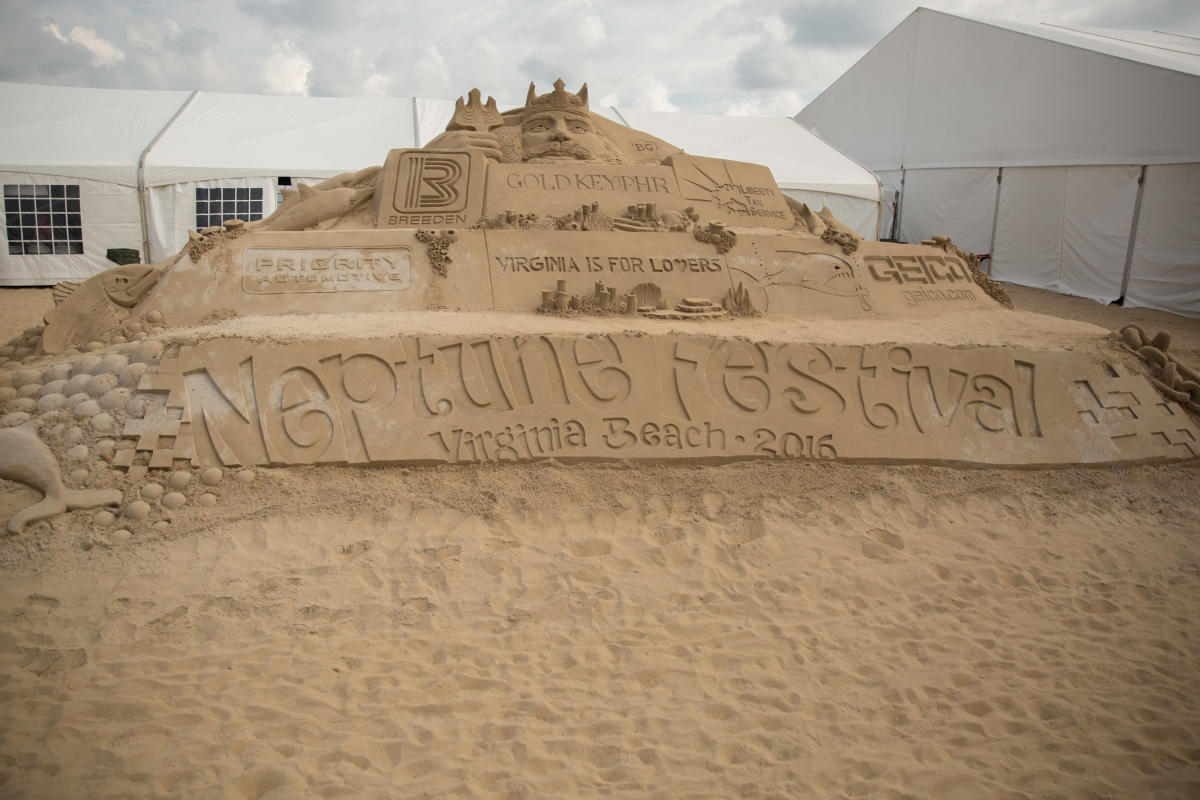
[2,0,1197,115]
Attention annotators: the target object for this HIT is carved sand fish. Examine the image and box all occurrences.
[257,183,374,232]
[764,251,861,298]
[0,422,123,533]
[42,262,160,354]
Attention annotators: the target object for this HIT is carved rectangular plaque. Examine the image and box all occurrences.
[142,334,1199,469]
[483,163,685,220]
[242,247,414,294]
[375,149,486,228]
[667,154,793,229]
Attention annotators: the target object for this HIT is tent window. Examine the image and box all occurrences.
[196,186,264,230]
[4,184,83,255]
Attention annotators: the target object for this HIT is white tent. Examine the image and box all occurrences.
[795,7,1200,317]
[2,82,881,285]
[142,92,420,262]
[0,82,190,285]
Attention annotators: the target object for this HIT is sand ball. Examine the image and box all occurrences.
[125,397,147,418]
[140,483,165,501]
[40,379,67,397]
[124,321,144,336]
[74,399,101,419]
[42,363,73,383]
[97,353,129,374]
[118,362,149,388]
[200,467,223,486]
[12,367,41,388]
[99,388,131,411]
[93,510,115,527]
[0,412,31,427]
[65,444,89,461]
[65,391,91,408]
[161,492,186,510]
[95,439,116,460]
[87,373,119,398]
[197,493,217,507]
[17,382,42,399]
[67,469,90,486]
[236,469,256,484]
[63,425,84,445]
[111,529,132,543]
[144,311,164,325]
[7,398,37,414]
[131,340,164,364]
[48,423,66,437]
[63,373,92,396]
[152,520,170,532]
[36,393,67,413]
[0,386,14,404]
[13,348,33,361]
[71,355,102,376]
[83,341,106,353]
[125,500,151,520]
[91,412,114,434]
[168,471,191,490]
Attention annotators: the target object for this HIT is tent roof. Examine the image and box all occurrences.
[0,82,191,185]
[954,16,1200,77]
[0,81,878,203]
[601,108,879,201]
[143,91,418,186]
[796,8,1200,171]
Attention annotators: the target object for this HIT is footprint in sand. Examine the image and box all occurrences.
[862,528,905,559]
[418,544,462,562]
[567,538,612,558]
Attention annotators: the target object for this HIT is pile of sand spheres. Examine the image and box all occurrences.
[1,80,1197,534]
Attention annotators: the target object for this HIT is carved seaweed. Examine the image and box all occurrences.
[1118,324,1200,413]
[415,229,459,277]
[694,222,736,254]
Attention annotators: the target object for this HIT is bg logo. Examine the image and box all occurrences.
[395,153,468,212]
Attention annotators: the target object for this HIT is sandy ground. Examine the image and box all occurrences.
[1,285,1199,799]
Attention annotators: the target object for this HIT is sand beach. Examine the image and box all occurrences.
[1,285,1198,798]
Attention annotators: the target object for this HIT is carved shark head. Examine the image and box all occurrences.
[763,252,859,297]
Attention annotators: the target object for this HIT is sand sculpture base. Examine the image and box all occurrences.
[102,311,1198,471]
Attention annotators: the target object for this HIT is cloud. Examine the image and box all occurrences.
[261,39,312,95]
[630,75,678,112]
[782,0,902,48]
[725,90,805,117]
[43,21,126,67]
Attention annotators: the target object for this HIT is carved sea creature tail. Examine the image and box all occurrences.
[1,422,123,534]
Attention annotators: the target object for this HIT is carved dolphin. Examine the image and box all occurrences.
[257,183,375,232]
[41,262,160,354]
[0,422,123,533]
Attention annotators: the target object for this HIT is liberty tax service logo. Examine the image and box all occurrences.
[395,153,468,213]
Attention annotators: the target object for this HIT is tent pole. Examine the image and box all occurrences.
[1117,165,1147,303]
[892,168,906,241]
[412,97,421,147]
[137,90,198,264]
[986,167,1003,275]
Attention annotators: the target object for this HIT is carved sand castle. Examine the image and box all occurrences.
[1,80,1197,533]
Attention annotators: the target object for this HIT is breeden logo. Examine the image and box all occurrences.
[397,154,467,212]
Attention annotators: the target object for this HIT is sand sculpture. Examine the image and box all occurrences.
[0,79,1197,533]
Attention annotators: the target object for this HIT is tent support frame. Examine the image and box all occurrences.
[1118,165,1147,302]
[137,90,198,263]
